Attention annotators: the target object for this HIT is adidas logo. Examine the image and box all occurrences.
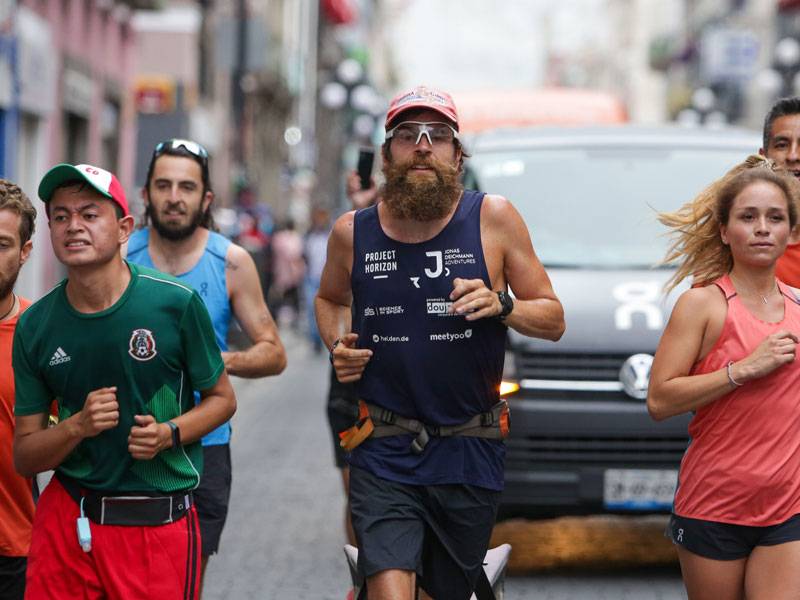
[49,347,71,366]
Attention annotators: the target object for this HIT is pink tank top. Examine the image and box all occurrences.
[673,274,800,525]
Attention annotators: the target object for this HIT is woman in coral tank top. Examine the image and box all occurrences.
[649,156,800,600]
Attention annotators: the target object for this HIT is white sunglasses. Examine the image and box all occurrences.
[385,121,459,147]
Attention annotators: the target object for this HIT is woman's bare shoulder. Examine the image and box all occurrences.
[673,283,726,318]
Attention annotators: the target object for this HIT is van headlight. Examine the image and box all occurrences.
[500,349,519,397]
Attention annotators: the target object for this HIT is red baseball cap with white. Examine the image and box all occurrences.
[38,163,129,217]
[385,85,459,130]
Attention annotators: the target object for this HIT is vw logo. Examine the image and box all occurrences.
[619,353,653,400]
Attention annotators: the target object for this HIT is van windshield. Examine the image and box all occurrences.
[467,145,750,269]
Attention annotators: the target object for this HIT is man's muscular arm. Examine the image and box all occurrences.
[315,212,373,382]
[450,194,565,341]
[222,244,287,377]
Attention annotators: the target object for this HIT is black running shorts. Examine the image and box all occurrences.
[668,512,800,560]
[194,444,233,556]
[349,466,500,600]
[0,555,26,600]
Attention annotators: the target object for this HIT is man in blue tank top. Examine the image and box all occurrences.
[126,139,287,596]
[316,86,565,600]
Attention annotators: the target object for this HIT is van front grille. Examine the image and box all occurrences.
[506,434,688,465]
[515,351,631,381]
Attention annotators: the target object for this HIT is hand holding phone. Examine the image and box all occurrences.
[357,148,375,190]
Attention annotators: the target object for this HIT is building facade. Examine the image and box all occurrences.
[5,0,146,300]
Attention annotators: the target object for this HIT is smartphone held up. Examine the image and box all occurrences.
[357,148,375,190]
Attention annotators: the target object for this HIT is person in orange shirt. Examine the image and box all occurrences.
[0,179,36,600]
[761,97,800,285]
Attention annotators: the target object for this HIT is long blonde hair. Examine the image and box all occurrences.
[659,155,800,292]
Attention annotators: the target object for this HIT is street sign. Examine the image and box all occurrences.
[134,75,175,114]
[700,27,761,83]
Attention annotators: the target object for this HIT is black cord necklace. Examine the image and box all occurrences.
[0,294,17,322]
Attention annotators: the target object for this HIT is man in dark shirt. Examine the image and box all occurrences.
[316,86,565,600]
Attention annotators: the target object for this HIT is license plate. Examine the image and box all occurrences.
[603,469,677,511]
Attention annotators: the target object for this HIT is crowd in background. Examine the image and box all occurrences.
[227,203,332,350]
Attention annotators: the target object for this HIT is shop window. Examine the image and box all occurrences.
[102,99,119,172]
[64,111,88,164]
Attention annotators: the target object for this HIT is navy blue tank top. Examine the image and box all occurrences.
[348,190,506,490]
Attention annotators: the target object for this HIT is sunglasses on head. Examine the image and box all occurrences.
[153,139,209,166]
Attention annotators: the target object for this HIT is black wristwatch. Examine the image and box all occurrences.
[166,420,181,449]
[329,338,341,365]
[496,291,514,320]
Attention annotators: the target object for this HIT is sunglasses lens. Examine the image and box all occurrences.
[392,126,418,144]
[429,125,455,143]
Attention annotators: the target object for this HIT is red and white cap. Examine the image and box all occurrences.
[385,85,459,130]
[38,163,129,217]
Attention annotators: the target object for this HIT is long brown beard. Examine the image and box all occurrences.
[381,155,462,221]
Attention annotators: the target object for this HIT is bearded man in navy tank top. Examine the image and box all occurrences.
[315,86,565,600]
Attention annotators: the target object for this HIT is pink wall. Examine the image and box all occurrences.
[117,21,136,193]
[19,0,138,192]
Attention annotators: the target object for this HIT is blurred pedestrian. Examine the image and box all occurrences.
[237,210,272,303]
[0,179,35,600]
[315,85,565,600]
[270,219,306,328]
[13,163,236,599]
[127,139,286,596]
[650,156,800,600]
[762,97,800,286]
[305,206,331,353]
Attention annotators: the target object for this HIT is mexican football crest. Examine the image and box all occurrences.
[129,328,157,361]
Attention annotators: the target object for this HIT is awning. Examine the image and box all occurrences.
[321,0,357,25]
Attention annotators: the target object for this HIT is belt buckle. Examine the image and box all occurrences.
[379,408,396,425]
[410,429,430,455]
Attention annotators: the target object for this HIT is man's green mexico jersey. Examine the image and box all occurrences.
[13,261,224,493]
